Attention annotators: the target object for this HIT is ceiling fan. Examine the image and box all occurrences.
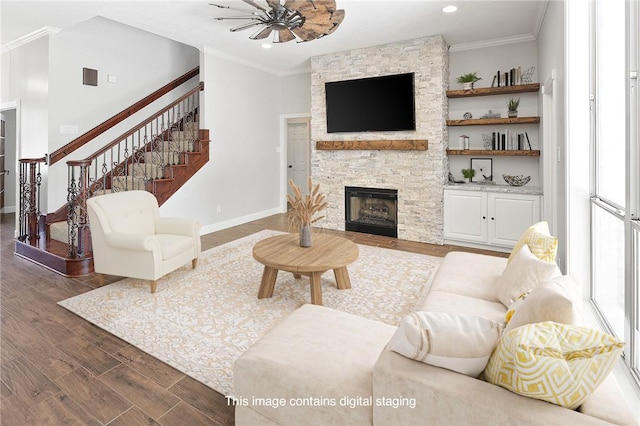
[210,0,345,43]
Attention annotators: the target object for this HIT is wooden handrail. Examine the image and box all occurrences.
[19,157,47,164]
[49,67,200,166]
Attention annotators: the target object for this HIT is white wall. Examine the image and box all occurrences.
[448,42,540,185]
[160,49,284,232]
[280,72,311,114]
[1,36,50,211]
[1,36,49,159]
[538,1,568,272]
[46,16,199,210]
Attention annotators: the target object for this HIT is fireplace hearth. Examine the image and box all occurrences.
[345,187,398,238]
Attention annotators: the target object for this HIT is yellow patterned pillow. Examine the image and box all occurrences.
[484,322,624,409]
[508,221,558,264]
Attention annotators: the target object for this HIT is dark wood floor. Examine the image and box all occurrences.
[0,212,504,425]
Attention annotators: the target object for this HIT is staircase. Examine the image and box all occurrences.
[15,69,209,277]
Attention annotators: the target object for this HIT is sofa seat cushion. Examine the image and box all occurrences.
[155,234,197,260]
[421,290,507,324]
[234,304,395,425]
[373,349,615,426]
[429,251,507,302]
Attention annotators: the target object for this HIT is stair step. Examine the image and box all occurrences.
[144,151,182,165]
[128,162,166,179]
[171,130,198,141]
[50,221,69,245]
[111,176,147,191]
[184,121,199,131]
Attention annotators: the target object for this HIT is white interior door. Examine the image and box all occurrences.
[287,118,310,195]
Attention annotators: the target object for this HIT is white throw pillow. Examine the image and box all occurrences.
[504,275,581,333]
[496,244,560,307]
[387,311,502,377]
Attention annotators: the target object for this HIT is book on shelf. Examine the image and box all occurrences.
[493,66,525,87]
[489,130,533,151]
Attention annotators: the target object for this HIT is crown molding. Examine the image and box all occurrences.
[449,33,537,52]
[202,45,310,77]
[533,1,550,39]
[1,26,61,54]
[203,45,281,76]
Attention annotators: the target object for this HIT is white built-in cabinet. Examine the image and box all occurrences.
[444,189,541,250]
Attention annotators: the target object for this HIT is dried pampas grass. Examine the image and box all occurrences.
[287,177,328,230]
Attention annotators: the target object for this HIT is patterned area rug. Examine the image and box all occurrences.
[58,230,442,396]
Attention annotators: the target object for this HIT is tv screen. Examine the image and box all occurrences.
[325,73,415,133]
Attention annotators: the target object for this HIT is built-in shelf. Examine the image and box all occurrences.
[446,117,540,126]
[446,83,540,98]
[447,149,540,157]
[315,140,428,151]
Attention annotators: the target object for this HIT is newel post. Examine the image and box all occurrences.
[66,159,92,258]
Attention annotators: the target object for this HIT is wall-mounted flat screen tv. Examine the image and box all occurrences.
[325,73,415,133]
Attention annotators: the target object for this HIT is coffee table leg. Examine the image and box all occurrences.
[258,266,278,299]
[309,272,323,305]
[334,267,352,290]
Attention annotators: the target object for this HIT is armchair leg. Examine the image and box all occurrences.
[150,280,158,293]
[192,258,198,269]
[96,273,105,287]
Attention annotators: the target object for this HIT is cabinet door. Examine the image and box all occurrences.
[444,190,487,243]
[488,193,541,247]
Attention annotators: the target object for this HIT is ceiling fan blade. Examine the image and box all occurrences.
[250,26,273,39]
[291,26,318,41]
[210,3,260,14]
[283,0,308,10]
[274,29,296,43]
[323,8,344,35]
[242,0,268,12]
[231,21,265,32]
[266,0,281,10]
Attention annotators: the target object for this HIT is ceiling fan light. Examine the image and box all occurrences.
[442,5,458,13]
[261,43,272,49]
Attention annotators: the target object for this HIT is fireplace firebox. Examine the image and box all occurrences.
[345,187,398,238]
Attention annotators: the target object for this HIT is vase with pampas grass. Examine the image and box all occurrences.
[286,177,328,247]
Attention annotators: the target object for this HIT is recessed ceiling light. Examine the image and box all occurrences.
[261,43,272,49]
[442,5,458,13]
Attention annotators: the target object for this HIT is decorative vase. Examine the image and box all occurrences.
[299,224,312,247]
[462,82,474,90]
[508,110,518,118]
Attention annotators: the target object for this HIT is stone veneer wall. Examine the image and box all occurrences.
[310,35,449,244]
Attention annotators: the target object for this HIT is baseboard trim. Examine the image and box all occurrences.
[200,207,282,235]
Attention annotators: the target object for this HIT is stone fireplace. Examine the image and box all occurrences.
[310,36,449,244]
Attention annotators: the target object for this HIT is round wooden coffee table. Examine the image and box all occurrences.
[252,233,359,305]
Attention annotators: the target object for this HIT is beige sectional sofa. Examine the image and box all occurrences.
[234,251,636,425]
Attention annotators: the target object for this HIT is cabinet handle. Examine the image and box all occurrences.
[482,216,486,220]
[491,217,495,220]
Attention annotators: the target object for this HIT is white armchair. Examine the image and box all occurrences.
[87,190,201,293]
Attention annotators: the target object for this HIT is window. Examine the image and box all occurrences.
[590,0,640,388]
